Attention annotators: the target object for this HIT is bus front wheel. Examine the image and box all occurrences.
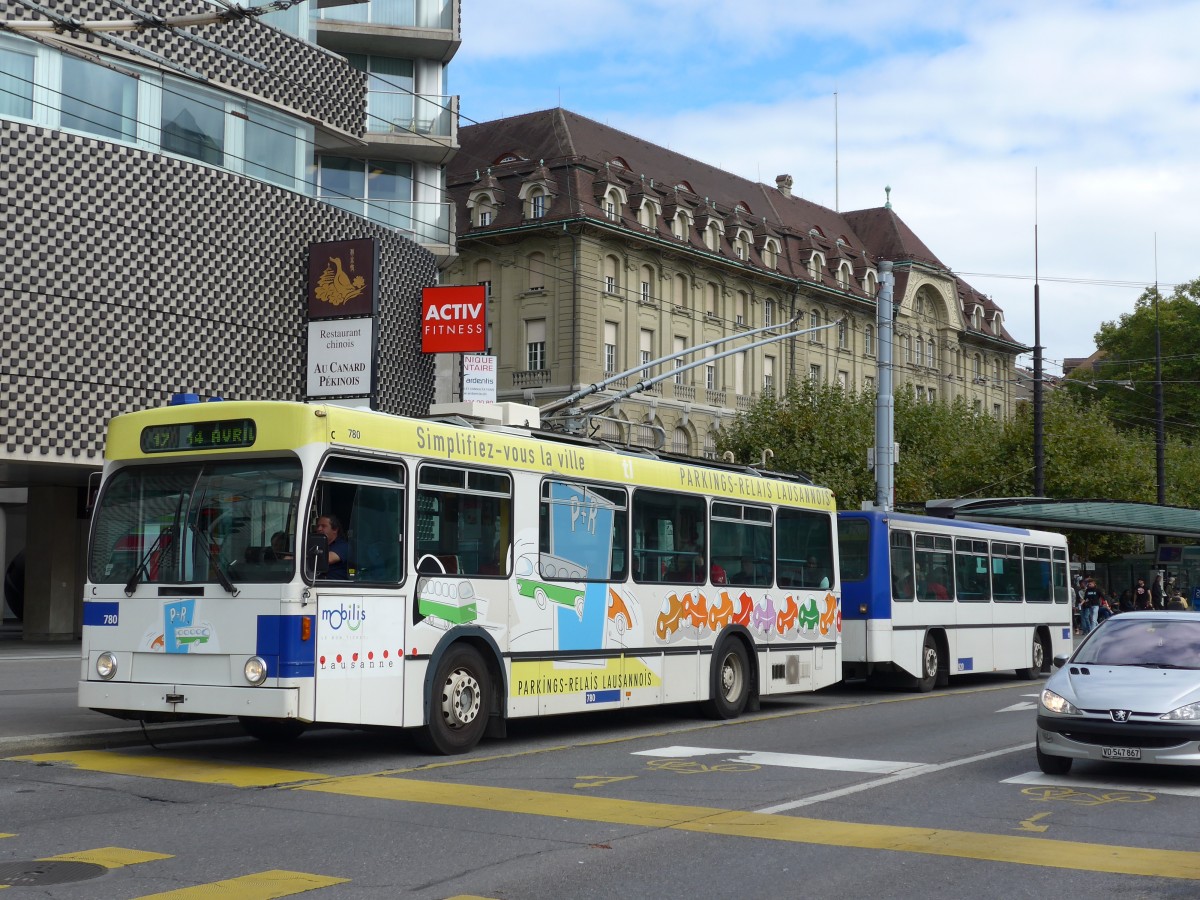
[239,716,307,743]
[701,640,750,719]
[420,644,490,754]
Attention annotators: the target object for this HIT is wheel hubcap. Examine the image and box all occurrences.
[1032,640,1044,671]
[721,653,743,701]
[440,669,481,729]
[924,647,938,679]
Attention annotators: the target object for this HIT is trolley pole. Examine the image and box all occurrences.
[871,261,896,511]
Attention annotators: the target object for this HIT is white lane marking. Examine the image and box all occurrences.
[997,702,1038,712]
[1004,771,1200,798]
[755,742,1034,814]
[633,746,920,774]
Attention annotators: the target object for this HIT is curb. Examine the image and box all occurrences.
[0,720,246,757]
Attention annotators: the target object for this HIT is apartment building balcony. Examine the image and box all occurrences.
[736,394,756,411]
[671,382,695,402]
[363,93,458,164]
[513,370,551,389]
[705,388,727,406]
[316,0,460,62]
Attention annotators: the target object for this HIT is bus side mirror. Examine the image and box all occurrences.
[306,533,329,578]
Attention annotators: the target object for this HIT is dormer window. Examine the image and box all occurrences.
[837,262,851,288]
[529,191,545,219]
[732,227,752,260]
[972,307,982,330]
[808,252,824,280]
[762,239,780,269]
[604,188,622,221]
[672,210,691,241]
[863,270,877,295]
[478,209,492,227]
[706,222,722,251]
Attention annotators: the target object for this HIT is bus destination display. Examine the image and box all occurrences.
[140,419,257,453]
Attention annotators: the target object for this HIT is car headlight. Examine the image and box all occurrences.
[96,651,118,680]
[1162,702,1200,721]
[1040,688,1080,715]
[243,656,268,686]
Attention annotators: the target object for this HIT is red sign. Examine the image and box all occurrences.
[422,285,487,353]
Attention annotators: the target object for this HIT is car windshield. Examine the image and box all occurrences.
[1074,617,1200,669]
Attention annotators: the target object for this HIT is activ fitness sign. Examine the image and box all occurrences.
[422,285,486,353]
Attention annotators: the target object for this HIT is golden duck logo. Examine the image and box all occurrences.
[315,257,366,307]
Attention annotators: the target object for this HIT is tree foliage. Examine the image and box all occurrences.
[1082,278,1200,436]
[717,377,1200,561]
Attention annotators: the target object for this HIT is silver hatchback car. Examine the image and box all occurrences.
[1036,611,1200,774]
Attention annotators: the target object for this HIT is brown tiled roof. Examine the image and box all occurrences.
[449,108,1011,330]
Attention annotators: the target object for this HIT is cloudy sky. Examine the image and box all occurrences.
[451,0,1200,372]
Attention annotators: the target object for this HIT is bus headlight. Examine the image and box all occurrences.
[96,651,118,680]
[244,656,268,685]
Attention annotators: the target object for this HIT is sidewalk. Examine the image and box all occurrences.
[0,620,242,756]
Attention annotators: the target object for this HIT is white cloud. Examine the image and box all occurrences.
[457,0,1200,364]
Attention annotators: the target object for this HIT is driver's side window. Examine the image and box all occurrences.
[310,457,405,584]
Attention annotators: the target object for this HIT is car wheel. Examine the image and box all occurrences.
[916,633,938,692]
[701,640,751,719]
[417,644,490,754]
[1017,634,1046,680]
[1036,738,1072,775]
[239,716,307,743]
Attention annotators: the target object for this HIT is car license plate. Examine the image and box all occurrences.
[1102,747,1141,760]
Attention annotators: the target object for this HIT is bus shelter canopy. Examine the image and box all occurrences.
[924,498,1200,540]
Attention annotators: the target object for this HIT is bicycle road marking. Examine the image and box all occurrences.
[1005,771,1200,799]
[634,745,922,774]
[1020,786,1155,806]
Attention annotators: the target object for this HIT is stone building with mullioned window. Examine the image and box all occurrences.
[443,108,1024,454]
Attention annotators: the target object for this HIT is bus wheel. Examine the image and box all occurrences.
[916,634,939,693]
[421,644,490,754]
[1017,634,1046,680]
[239,716,307,743]
[701,640,750,719]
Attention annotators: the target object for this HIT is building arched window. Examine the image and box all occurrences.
[528,252,545,291]
[706,222,722,251]
[673,426,691,455]
[707,282,720,316]
[926,338,936,369]
[673,210,690,241]
[762,239,779,269]
[603,255,620,294]
[674,273,689,309]
[475,259,493,300]
[864,271,877,295]
[527,187,547,219]
[837,263,851,288]
[604,189,621,221]
[475,195,496,227]
[640,265,655,303]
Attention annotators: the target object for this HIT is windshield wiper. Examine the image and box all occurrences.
[187,521,239,596]
[1129,662,1194,670]
[124,528,172,596]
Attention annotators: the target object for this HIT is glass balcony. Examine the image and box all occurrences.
[318,0,453,29]
[322,197,452,245]
[365,92,455,138]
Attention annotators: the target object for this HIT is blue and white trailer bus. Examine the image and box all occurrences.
[837,510,1071,691]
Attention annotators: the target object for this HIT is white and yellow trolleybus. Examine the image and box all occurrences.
[80,398,842,753]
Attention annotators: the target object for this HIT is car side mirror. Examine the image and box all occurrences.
[305,532,329,579]
[1052,653,1070,669]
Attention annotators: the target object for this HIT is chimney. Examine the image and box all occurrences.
[776,174,794,198]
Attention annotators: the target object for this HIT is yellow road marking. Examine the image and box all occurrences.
[134,869,348,898]
[11,751,324,788]
[299,775,1200,879]
[41,847,172,868]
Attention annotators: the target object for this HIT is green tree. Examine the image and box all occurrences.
[1084,278,1200,436]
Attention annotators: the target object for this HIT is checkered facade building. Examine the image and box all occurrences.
[0,4,437,465]
[2,0,366,135]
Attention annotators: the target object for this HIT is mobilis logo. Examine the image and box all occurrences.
[321,603,366,631]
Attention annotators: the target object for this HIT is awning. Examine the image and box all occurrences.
[924,498,1200,539]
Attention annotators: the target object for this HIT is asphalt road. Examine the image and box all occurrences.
[5,667,1200,899]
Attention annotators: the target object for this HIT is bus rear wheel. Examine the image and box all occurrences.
[1017,634,1047,680]
[701,640,750,719]
[419,644,490,755]
[916,634,939,693]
